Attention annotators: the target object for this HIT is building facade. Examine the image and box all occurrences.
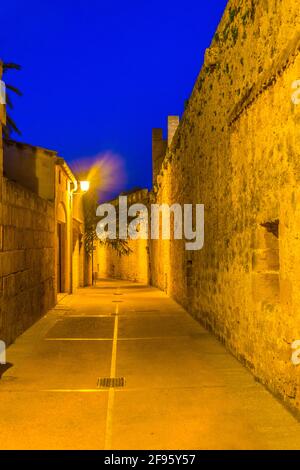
[0,63,89,345]
[150,0,300,415]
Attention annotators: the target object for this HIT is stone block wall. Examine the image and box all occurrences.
[0,178,55,345]
[95,188,150,284]
[96,238,149,284]
[150,0,300,414]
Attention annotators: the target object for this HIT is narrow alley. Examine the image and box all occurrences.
[0,280,300,450]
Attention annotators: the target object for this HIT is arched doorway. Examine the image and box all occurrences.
[57,202,67,293]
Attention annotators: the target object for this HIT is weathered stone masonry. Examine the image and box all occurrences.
[0,179,55,345]
[151,0,300,414]
[96,189,150,284]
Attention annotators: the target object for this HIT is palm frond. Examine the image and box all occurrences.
[83,189,132,257]
[3,62,21,71]
[6,115,21,136]
[5,93,13,110]
[1,62,22,136]
[6,84,22,96]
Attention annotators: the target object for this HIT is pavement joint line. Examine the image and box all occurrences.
[113,385,230,391]
[45,338,113,341]
[104,304,119,450]
[40,389,109,393]
[44,336,193,341]
[65,315,116,318]
[63,314,183,318]
[6,385,228,393]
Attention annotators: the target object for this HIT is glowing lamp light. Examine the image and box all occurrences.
[79,181,90,192]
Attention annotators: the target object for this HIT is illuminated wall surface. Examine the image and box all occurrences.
[96,189,150,284]
[97,238,149,285]
[0,170,56,345]
[152,0,300,413]
[100,0,300,414]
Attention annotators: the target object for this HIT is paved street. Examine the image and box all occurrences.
[0,279,300,450]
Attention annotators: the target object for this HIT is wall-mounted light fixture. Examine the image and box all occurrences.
[79,181,90,192]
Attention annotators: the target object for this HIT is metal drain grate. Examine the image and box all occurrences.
[97,377,125,388]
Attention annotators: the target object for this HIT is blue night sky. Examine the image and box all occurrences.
[1,0,228,193]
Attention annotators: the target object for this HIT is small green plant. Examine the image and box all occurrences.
[198,77,205,91]
[229,8,237,23]
[250,1,256,21]
[231,26,239,44]
[223,26,230,41]
[242,11,250,26]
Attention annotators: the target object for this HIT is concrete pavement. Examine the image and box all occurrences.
[0,279,300,449]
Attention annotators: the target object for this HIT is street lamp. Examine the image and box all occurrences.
[79,180,90,192]
[72,180,90,195]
